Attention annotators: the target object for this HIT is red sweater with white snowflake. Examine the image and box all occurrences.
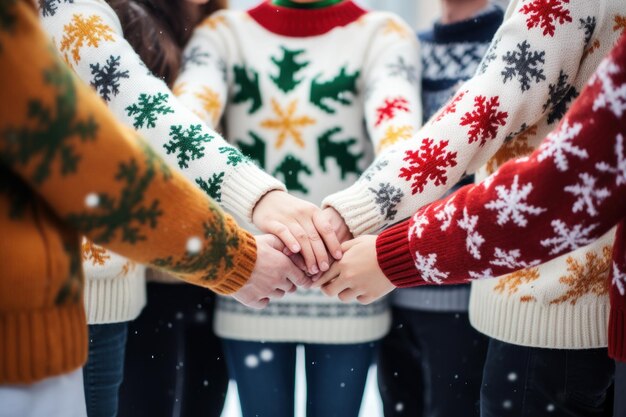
[377,33,626,361]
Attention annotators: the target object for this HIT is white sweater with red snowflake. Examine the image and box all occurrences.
[174,1,422,343]
[326,0,626,349]
[39,0,286,324]
[377,33,626,359]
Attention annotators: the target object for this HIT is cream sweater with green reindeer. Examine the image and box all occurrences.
[175,0,422,343]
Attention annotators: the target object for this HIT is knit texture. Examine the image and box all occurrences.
[175,1,422,343]
[394,3,504,312]
[0,0,256,384]
[377,33,626,357]
[326,0,625,349]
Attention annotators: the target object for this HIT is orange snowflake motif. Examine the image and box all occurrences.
[172,82,187,97]
[377,125,414,152]
[550,246,612,305]
[486,124,537,174]
[61,14,114,64]
[614,15,626,36]
[493,267,540,299]
[201,15,226,30]
[582,39,601,61]
[261,99,315,149]
[81,240,110,266]
[383,19,411,38]
[195,87,222,125]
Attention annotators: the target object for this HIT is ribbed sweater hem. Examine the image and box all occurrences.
[84,269,146,324]
[469,282,609,349]
[0,302,88,384]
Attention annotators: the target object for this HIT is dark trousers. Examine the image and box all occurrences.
[222,339,376,417]
[377,307,488,417]
[83,322,128,417]
[616,362,626,417]
[118,283,228,417]
[481,338,615,417]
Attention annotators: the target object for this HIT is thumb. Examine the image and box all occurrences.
[340,237,360,252]
[260,234,286,252]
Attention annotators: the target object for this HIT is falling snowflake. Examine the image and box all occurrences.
[84,192,99,208]
[433,90,467,122]
[485,175,545,227]
[413,251,449,284]
[520,0,572,37]
[503,400,513,410]
[387,56,419,85]
[434,197,456,231]
[457,208,485,259]
[409,213,429,239]
[125,93,174,129]
[399,138,458,194]
[596,133,626,186]
[501,41,546,92]
[542,70,579,124]
[468,268,495,280]
[181,46,210,71]
[491,248,540,269]
[540,220,598,255]
[375,97,410,127]
[613,262,626,296]
[260,348,274,362]
[547,404,556,412]
[89,55,129,102]
[564,173,610,216]
[536,119,586,171]
[244,355,259,368]
[186,236,203,254]
[508,373,518,382]
[164,124,213,169]
[460,95,508,146]
[589,57,626,118]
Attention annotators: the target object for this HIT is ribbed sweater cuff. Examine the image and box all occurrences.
[210,229,257,295]
[322,182,384,236]
[83,269,146,324]
[221,163,286,223]
[609,306,625,361]
[377,220,422,288]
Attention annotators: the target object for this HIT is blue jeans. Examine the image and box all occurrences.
[83,322,128,417]
[223,340,376,417]
[481,338,614,417]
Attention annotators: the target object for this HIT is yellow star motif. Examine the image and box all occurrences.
[261,99,315,149]
[378,125,414,152]
[195,86,222,125]
[172,82,187,97]
[384,19,411,38]
[201,15,227,30]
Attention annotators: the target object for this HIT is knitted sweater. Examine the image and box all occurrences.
[0,0,256,384]
[377,33,626,360]
[325,0,626,349]
[174,0,422,343]
[393,3,504,313]
[39,0,286,325]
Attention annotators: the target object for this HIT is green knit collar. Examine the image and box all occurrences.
[272,0,344,10]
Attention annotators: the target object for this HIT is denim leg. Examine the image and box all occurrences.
[305,342,376,417]
[222,339,296,417]
[83,322,128,417]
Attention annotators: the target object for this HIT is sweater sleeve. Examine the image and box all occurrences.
[39,0,286,223]
[323,0,599,236]
[0,0,256,295]
[376,33,626,288]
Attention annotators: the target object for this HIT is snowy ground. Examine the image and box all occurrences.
[221,346,383,417]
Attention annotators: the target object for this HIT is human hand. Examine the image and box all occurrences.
[252,191,343,275]
[314,207,352,244]
[232,234,310,309]
[311,235,395,304]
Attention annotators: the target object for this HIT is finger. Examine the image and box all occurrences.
[285,261,310,288]
[288,253,308,272]
[311,261,341,288]
[290,223,319,275]
[247,297,270,310]
[338,288,359,303]
[313,212,343,260]
[283,247,295,257]
[266,221,301,254]
[357,294,375,305]
[275,278,295,293]
[322,275,350,298]
[287,283,297,293]
[340,238,360,252]
[300,220,330,272]
[268,289,285,299]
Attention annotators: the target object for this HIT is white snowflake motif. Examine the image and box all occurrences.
[537,119,587,171]
[457,208,485,259]
[434,197,457,231]
[490,247,540,269]
[590,57,626,117]
[468,268,495,281]
[485,175,545,227]
[564,173,610,216]
[596,133,626,186]
[612,262,626,296]
[540,219,598,255]
[413,251,449,284]
[409,214,430,239]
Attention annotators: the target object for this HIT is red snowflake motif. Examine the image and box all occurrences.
[434,90,467,122]
[399,138,458,194]
[520,0,573,37]
[460,95,509,146]
[375,97,410,127]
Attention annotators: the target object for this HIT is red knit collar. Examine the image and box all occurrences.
[247,1,368,37]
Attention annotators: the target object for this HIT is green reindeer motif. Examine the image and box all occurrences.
[272,154,312,194]
[270,46,309,93]
[236,131,266,169]
[310,66,360,114]
[318,127,364,180]
[233,64,262,114]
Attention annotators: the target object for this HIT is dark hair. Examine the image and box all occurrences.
[108,0,228,86]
